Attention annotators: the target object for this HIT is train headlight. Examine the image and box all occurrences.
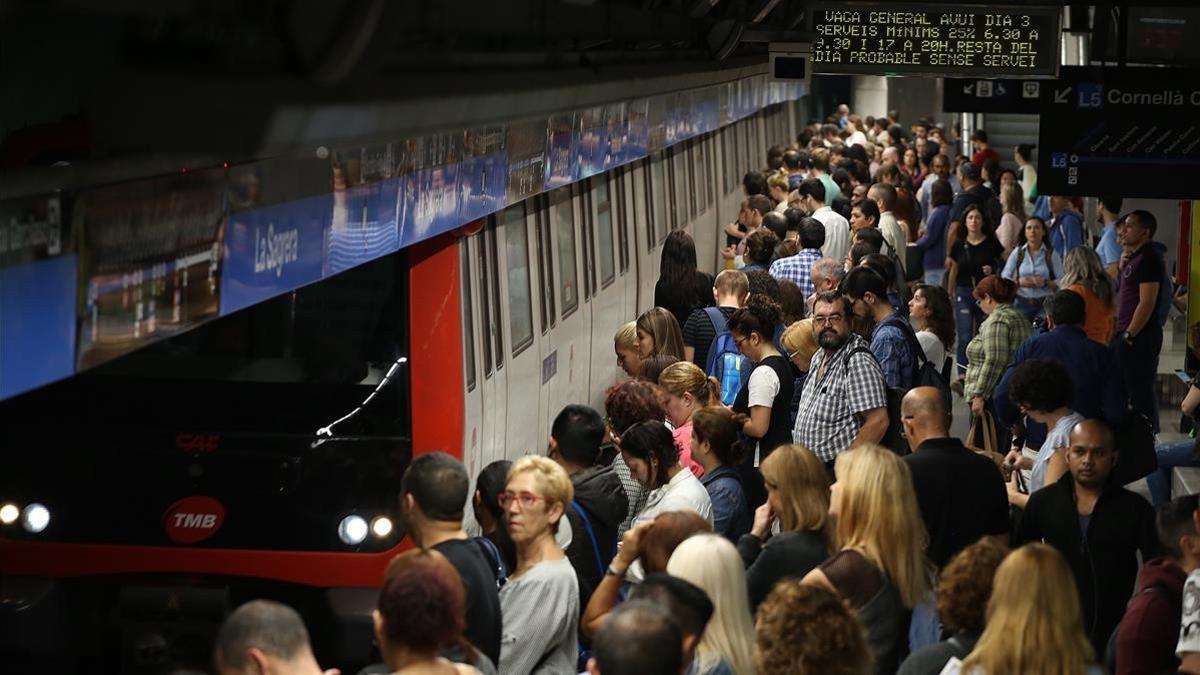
[337,515,368,545]
[21,503,50,534]
[0,503,19,525]
[371,516,393,538]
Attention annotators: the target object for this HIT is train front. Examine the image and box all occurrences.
[0,251,412,674]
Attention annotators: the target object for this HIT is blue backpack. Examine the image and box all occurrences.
[703,307,752,406]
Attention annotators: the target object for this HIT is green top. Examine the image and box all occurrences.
[964,303,1033,401]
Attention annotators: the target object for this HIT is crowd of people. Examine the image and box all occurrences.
[212,104,1199,675]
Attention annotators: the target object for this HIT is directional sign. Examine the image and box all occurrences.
[810,4,1060,77]
[943,78,1044,113]
[1038,67,1200,199]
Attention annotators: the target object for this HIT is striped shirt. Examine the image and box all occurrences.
[792,333,888,463]
[769,248,823,296]
[498,558,579,675]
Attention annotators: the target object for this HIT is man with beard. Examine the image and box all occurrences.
[1015,419,1161,655]
[791,291,889,477]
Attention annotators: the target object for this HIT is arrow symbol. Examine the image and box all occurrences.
[1054,86,1072,103]
[965,84,974,95]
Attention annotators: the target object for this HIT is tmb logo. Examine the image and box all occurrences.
[163,496,226,544]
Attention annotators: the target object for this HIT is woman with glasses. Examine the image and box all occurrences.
[728,294,795,510]
[964,275,1031,446]
[497,455,580,675]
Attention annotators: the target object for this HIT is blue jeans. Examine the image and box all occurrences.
[954,287,984,375]
[924,268,946,287]
[1146,438,1198,507]
[1013,295,1046,324]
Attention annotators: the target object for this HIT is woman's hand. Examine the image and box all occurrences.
[971,396,985,416]
[613,520,653,571]
[751,502,776,540]
[1006,470,1024,506]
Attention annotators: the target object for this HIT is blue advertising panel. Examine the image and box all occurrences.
[326,144,400,276]
[577,107,609,179]
[505,119,547,203]
[221,160,328,315]
[0,194,75,398]
[603,103,629,169]
[399,163,462,247]
[626,98,650,161]
[545,113,578,189]
[459,127,508,223]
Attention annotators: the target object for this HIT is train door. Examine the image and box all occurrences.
[644,154,669,311]
[612,166,638,327]
[585,175,624,408]
[495,203,542,459]
[531,195,556,460]
[460,238,485,480]
[474,223,507,467]
[545,185,589,413]
[628,160,653,314]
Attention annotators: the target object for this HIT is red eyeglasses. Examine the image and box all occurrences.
[498,491,550,509]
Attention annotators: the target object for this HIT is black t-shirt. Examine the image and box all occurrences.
[682,305,739,369]
[903,438,1010,568]
[433,538,503,664]
[949,184,1000,229]
[654,272,715,329]
[950,237,1004,288]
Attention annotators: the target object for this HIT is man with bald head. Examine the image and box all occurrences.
[1016,419,1161,654]
[901,387,1009,568]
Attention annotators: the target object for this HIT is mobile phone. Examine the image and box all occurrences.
[1014,468,1029,495]
[1177,369,1194,386]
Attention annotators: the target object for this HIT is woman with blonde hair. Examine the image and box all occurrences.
[802,444,930,675]
[996,181,1027,257]
[943,543,1100,675]
[738,444,831,610]
[1059,246,1115,344]
[781,318,819,424]
[614,321,644,378]
[690,406,753,541]
[668,534,758,675]
[767,171,791,213]
[658,361,721,477]
[637,307,687,361]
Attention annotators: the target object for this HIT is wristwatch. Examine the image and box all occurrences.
[605,563,626,578]
[1122,330,1134,346]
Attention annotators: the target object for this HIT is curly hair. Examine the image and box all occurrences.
[1006,358,1073,414]
[754,582,871,675]
[911,284,955,352]
[605,379,666,437]
[936,539,1009,635]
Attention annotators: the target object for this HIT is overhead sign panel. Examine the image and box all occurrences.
[810,4,1060,78]
[1038,67,1200,199]
[943,78,1045,113]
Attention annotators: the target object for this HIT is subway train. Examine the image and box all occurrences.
[0,97,800,672]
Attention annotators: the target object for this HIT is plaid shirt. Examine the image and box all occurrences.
[793,333,888,463]
[964,303,1033,401]
[613,452,648,537]
[871,313,916,390]
[769,248,823,296]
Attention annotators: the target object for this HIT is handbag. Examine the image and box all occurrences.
[966,407,1004,467]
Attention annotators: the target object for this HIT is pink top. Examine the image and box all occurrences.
[997,212,1023,258]
[672,420,705,478]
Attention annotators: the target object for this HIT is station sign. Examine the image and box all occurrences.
[942,78,1044,113]
[1038,67,1200,199]
[810,4,1060,78]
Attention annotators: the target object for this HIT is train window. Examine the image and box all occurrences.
[503,203,534,357]
[648,154,668,245]
[474,234,494,378]
[579,185,594,301]
[537,196,557,329]
[460,241,477,391]
[552,187,579,317]
[672,145,689,224]
[636,160,652,253]
[486,224,504,370]
[613,169,629,274]
[533,199,549,333]
[594,177,616,287]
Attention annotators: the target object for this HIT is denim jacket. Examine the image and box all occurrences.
[700,466,751,542]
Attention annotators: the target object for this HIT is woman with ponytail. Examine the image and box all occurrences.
[690,406,753,541]
[658,361,722,479]
[727,294,795,509]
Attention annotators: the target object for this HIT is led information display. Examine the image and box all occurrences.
[1038,67,1200,199]
[810,4,1060,77]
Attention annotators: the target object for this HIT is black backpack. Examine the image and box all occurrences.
[1111,410,1158,486]
[844,345,907,455]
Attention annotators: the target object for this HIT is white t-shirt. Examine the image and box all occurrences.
[814,205,850,264]
[916,330,947,372]
[748,364,782,466]
[1179,569,1200,656]
[879,211,908,272]
[625,468,714,583]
